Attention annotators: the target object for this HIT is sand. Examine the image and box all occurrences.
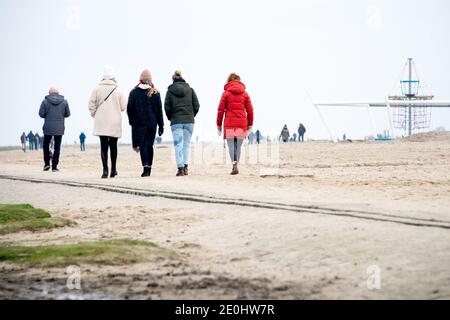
[0,132,449,299]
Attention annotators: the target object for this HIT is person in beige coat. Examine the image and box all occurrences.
[89,66,126,178]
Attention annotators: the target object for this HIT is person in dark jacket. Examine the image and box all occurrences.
[26,131,35,150]
[39,87,71,171]
[298,123,306,142]
[20,132,26,152]
[127,69,164,177]
[164,70,200,176]
[79,132,86,151]
[34,132,40,150]
[256,130,261,144]
[280,125,290,143]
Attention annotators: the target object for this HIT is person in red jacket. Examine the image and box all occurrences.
[216,73,254,175]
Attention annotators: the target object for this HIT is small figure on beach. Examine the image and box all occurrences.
[216,73,254,175]
[164,70,200,177]
[292,132,298,142]
[39,86,71,171]
[127,69,164,178]
[89,66,126,178]
[79,132,86,151]
[280,125,290,143]
[26,131,35,151]
[298,123,306,142]
[34,132,40,150]
[256,130,261,144]
[20,132,26,152]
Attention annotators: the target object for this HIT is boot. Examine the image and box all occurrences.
[230,162,239,175]
[141,166,151,177]
[176,167,185,176]
[101,167,108,179]
[184,164,189,176]
[110,169,118,178]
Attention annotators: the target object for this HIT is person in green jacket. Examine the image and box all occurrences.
[164,70,200,176]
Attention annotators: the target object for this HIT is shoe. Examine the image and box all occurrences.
[141,166,151,177]
[176,167,185,176]
[101,168,108,179]
[52,167,59,172]
[230,163,239,175]
[110,169,118,178]
[43,165,50,171]
[184,165,188,176]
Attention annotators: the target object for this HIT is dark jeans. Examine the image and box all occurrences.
[100,136,118,171]
[299,134,304,142]
[226,138,243,163]
[43,135,62,168]
[140,128,156,167]
[80,141,85,151]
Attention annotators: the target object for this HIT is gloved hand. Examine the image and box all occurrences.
[158,126,164,136]
[133,146,140,153]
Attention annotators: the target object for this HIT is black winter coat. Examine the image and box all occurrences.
[127,87,164,148]
[164,80,200,125]
[39,94,71,136]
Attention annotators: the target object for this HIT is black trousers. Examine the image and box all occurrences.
[140,128,156,167]
[100,136,118,170]
[43,135,62,168]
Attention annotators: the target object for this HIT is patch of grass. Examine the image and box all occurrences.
[0,204,74,234]
[0,239,174,267]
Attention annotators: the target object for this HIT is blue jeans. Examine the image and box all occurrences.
[171,123,194,168]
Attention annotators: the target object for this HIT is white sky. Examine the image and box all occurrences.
[1,0,449,146]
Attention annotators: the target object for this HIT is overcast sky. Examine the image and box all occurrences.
[1,0,449,146]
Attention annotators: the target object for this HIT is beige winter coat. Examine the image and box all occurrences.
[88,80,127,138]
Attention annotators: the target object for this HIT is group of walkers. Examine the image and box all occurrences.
[37,66,254,177]
[279,123,307,143]
[20,131,44,152]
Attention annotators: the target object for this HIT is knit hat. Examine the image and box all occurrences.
[48,86,59,94]
[140,69,152,82]
[172,70,182,80]
[103,65,116,80]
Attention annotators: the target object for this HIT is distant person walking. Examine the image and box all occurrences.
[164,70,200,176]
[39,87,71,171]
[216,73,254,175]
[34,132,40,150]
[89,66,126,178]
[26,131,35,150]
[298,123,306,142]
[280,125,290,143]
[20,132,26,152]
[127,69,164,177]
[79,132,86,151]
[256,130,261,144]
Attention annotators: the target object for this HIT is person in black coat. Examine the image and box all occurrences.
[298,123,306,142]
[127,69,164,177]
[39,87,71,171]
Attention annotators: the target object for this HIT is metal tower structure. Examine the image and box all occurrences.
[389,58,433,136]
[311,58,450,141]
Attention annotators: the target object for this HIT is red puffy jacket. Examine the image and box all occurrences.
[216,81,254,139]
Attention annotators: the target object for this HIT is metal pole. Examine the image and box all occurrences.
[408,58,413,136]
[366,104,377,138]
[314,104,335,142]
[385,98,395,139]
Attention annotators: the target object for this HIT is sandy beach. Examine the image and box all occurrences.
[0,133,449,299]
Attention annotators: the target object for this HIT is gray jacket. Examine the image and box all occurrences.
[39,94,70,136]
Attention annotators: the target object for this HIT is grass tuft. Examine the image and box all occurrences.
[0,204,74,234]
[0,239,174,267]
